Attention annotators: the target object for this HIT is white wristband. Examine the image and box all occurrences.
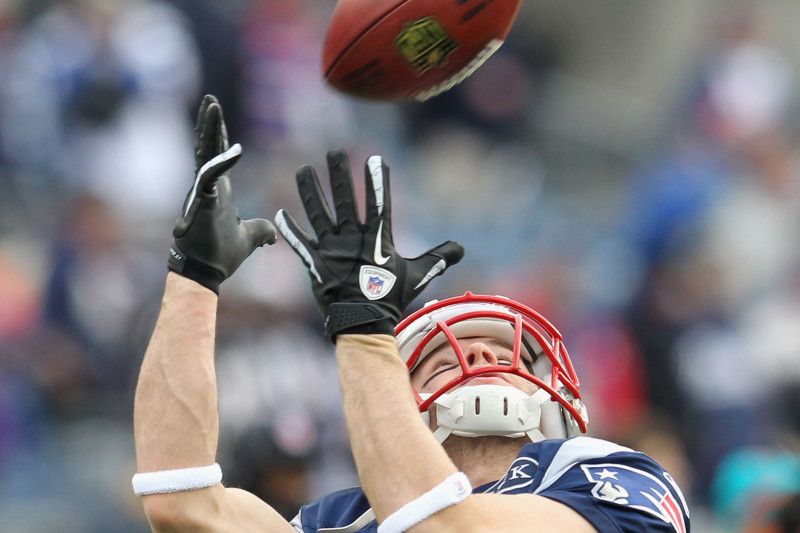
[377,472,472,533]
[132,463,222,496]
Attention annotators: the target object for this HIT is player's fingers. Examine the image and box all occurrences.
[409,240,465,291]
[194,94,216,138]
[194,96,220,168]
[213,174,232,204]
[183,143,242,217]
[326,149,359,227]
[213,101,230,154]
[275,209,315,247]
[242,218,278,247]
[275,209,323,283]
[364,155,391,227]
[202,143,242,192]
[296,164,335,238]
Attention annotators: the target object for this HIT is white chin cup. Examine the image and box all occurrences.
[421,385,552,444]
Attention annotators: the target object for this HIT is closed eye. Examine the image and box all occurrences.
[496,353,514,366]
[420,362,459,389]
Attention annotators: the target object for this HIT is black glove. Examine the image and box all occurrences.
[168,94,277,293]
[276,149,464,340]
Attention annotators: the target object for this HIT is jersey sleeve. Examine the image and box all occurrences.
[293,487,376,532]
[535,438,690,533]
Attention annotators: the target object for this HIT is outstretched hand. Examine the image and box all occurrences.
[168,94,277,293]
[276,149,464,340]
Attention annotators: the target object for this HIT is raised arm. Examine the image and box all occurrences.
[277,150,597,533]
[276,150,466,525]
[132,95,293,532]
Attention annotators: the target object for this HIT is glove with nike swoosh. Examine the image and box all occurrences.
[168,94,277,294]
[276,149,464,341]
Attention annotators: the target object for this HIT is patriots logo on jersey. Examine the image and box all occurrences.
[581,463,688,533]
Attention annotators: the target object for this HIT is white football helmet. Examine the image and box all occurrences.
[395,292,588,443]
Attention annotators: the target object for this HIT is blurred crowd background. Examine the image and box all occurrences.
[1,0,800,531]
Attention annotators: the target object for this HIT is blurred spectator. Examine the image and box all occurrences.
[214,300,358,519]
[711,445,800,532]
[617,1,800,511]
[0,244,41,463]
[1,0,201,232]
[40,193,161,409]
[0,194,153,530]
[238,0,359,156]
[168,0,245,134]
[692,3,794,152]
[226,422,318,520]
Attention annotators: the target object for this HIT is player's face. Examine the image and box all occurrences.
[409,336,539,395]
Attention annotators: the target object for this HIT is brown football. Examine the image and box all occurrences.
[322,0,523,101]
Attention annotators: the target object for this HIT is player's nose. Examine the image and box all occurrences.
[464,342,500,368]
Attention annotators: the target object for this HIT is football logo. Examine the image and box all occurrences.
[359,265,397,300]
[394,17,460,75]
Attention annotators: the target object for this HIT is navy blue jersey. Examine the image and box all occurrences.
[290,436,690,533]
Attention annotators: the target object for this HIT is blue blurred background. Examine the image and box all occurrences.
[2,0,800,531]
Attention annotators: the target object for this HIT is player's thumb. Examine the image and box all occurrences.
[242,217,278,248]
[422,240,464,268]
[408,240,465,291]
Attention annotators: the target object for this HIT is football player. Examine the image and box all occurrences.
[132,95,690,532]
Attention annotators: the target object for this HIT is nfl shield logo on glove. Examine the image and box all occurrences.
[359,265,397,300]
[368,276,384,293]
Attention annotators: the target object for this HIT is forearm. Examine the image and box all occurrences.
[134,272,220,471]
[335,335,458,522]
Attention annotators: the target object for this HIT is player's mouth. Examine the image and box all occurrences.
[459,373,512,387]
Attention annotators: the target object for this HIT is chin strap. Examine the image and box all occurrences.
[421,385,553,444]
